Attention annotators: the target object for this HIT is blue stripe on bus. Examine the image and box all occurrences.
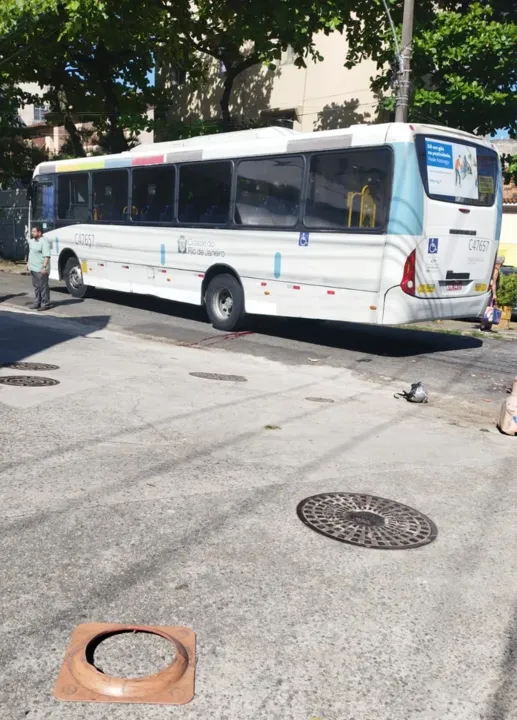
[160,244,166,265]
[388,142,424,236]
[105,157,132,169]
[274,252,282,279]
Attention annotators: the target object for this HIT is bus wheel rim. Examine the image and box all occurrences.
[214,288,233,319]
[69,265,83,289]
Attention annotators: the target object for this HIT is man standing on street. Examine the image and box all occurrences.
[27,225,51,311]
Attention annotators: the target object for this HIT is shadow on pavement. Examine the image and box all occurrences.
[49,285,484,358]
[485,600,517,720]
[0,293,27,304]
[0,310,111,365]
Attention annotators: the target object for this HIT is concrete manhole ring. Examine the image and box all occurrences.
[0,376,60,387]
[2,362,60,371]
[189,372,247,382]
[297,492,437,549]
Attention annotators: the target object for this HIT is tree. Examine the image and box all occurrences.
[0,0,172,155]
[0,85,47,183]
[344,1,517,138]
[154,0,347,129]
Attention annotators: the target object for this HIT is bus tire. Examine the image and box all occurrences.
[63,257,91,299]
[205,273,246,331]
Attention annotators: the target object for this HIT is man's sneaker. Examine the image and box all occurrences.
[29,303,40,310]
[37,305,51,312]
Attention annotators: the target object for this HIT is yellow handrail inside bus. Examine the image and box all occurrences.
[347,185,377,228]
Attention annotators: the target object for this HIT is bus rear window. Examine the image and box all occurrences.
[415,135,498,207]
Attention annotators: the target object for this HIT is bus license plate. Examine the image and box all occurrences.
[447,283,462,291]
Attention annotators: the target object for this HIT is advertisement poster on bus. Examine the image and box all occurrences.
[425,138,479,199]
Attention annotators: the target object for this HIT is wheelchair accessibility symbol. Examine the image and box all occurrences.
[298,232,309,247]
[428,237,439,255]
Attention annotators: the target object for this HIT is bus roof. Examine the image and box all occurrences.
[34,122,496,177]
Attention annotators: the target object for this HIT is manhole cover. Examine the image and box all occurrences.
[2,362,60,371]
[0,376,60,387]
[189,372,247,382]
[297,493,437,549]
[306,397,335,403]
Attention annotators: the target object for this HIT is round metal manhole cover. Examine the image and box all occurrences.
[2,362,60,371]
[189,372,247,382]
[297,493,437,550]
[306,397,335,403]
[0,376,60,387]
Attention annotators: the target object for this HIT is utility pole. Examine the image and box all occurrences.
[395,0,415,123]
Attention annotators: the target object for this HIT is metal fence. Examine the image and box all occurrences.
[0,189,29,261]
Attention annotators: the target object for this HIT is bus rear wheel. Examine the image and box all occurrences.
[205,274,245,331]
[63,257,91,299]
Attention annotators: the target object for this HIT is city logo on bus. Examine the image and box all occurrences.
[177,235,188,254]
[177,235,225,258]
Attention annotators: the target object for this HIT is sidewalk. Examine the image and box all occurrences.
[405,318,517,341]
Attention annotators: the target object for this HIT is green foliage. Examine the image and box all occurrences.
[344,1,517,138]
[501,155,517,186]
[0,86,48,182]
[497,274,517,309]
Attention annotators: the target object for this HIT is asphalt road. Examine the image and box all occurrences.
[2,289,517,720]
[1,271,515,403]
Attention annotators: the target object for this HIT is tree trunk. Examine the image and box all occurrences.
[220,71,236,131]
[62,114,86,157]
[95,42,130,154]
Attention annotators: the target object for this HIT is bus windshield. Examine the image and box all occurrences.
[415,134,498,208]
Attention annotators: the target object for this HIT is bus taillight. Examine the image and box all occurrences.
[401,250,416,296]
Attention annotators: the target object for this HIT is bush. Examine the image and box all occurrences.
[497,273,517,308]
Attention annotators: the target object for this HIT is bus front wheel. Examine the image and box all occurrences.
[205,274,245,331]
[63,257,91,299]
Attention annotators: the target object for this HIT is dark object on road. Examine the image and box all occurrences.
[297,492,437,549]
[2,362,59,371]
[189,372,247,382]
[54,623,196,705]
[0,375,59,387]
[306,396,335,403]
[394,381,428,403]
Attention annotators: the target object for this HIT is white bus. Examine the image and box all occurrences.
[29,123,502,331]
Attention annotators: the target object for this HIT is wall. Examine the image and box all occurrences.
[161,31,380,134]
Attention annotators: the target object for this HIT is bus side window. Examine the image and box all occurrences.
[132,166,176,223]
[234,157,303,227]
[32,181,55,224]
[92,170,129,222]
[178,162,231,225]
[304,149,391,231]
[58,173,89,222]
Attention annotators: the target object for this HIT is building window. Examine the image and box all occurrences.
[279,46,296,66]
[304,149,392,230]
[33,105,48,122]
[58,173,89,221]
[132,166,175,222]
[178,162,232,224]
[260,108,297,130]
[170,69,187,86]
[92,170,129,222]
[235,156,304,227]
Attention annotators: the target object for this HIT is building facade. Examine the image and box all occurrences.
[160,32,381,134]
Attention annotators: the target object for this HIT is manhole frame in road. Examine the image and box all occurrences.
[297,492,437,550]
[0,376,60,387]
[54,622,196,705]
[2,362,60,371]
[189,372,247,382]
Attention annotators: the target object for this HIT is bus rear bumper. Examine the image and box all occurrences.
[381,286,490,325]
